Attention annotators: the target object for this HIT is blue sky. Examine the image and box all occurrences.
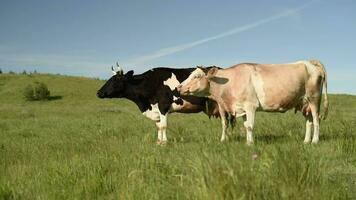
[0,0,355,94]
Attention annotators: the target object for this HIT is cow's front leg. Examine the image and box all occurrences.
[218,105,228,142]
[160,113,168,144]
[243,109,256,145]
[220,115,228,142]
[155,113,168,145]
[157,98,171,145]
[155,121,163,144]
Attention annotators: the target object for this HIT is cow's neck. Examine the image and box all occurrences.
[208,83,220,103]
[122,81,151,112]
[208,79,231,112]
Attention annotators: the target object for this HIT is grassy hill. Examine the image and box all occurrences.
[0,73,355,199]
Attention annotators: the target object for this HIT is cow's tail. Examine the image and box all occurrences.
[309,60,329,120]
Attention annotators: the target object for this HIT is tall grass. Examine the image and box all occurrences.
[0,73,355,199]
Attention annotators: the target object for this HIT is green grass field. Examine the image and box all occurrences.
[1,73,355,199]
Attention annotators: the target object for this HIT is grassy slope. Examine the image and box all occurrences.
[0,73,355,200]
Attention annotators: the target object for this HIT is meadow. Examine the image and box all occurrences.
[0,73,355,199]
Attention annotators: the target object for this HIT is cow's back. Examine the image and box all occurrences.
[252,63,309,111]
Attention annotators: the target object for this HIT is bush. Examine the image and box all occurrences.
[23,85,35,101]
[23,82,50,101]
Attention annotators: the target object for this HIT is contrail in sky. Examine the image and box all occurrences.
[126,1,316,66]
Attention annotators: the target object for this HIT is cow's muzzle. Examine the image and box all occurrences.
[177,84,189,95]
[97,91,105,98]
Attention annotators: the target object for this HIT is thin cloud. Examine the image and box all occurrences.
[0,50,108,70]
[125,0,316,66]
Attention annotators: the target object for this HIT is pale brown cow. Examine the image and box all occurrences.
[178,60,328,144]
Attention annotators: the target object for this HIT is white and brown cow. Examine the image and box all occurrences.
[178,60,328,144]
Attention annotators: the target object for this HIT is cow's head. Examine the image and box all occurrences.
[97,62,134,98]
[177,66,219,97]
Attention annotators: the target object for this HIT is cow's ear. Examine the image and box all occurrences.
[207,67,228,84]
[125,70,134,78]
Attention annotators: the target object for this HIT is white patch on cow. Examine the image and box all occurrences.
[173,95,179,101]
[163,73,181,91]
[163,73,186,112]
[142,103,160,121]
[251,71,266,108]
[191,68,205,78]
[181,68,205,86]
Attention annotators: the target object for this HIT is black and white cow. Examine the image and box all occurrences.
[97,63,220,144]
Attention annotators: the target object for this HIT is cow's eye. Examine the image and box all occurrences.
[194,74,201,79]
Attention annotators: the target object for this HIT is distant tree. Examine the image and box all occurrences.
[0,69,2,74]
[9,71,15,74]
[22,70,27,75]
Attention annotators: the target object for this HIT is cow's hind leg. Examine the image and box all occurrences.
[310,104,320,144]
[243,109,256,145]
[220,115,228,142]
[304,114,313,143]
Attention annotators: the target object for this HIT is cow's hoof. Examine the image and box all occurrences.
[252,154,258,160]
[156,140,167,146]
[304,140,311,144]
[220,137,228,142]
[311,140,319,144]
[246,141,254,146]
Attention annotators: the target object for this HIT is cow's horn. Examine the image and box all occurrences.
[111,65,117,75]
[116,61,123,74]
